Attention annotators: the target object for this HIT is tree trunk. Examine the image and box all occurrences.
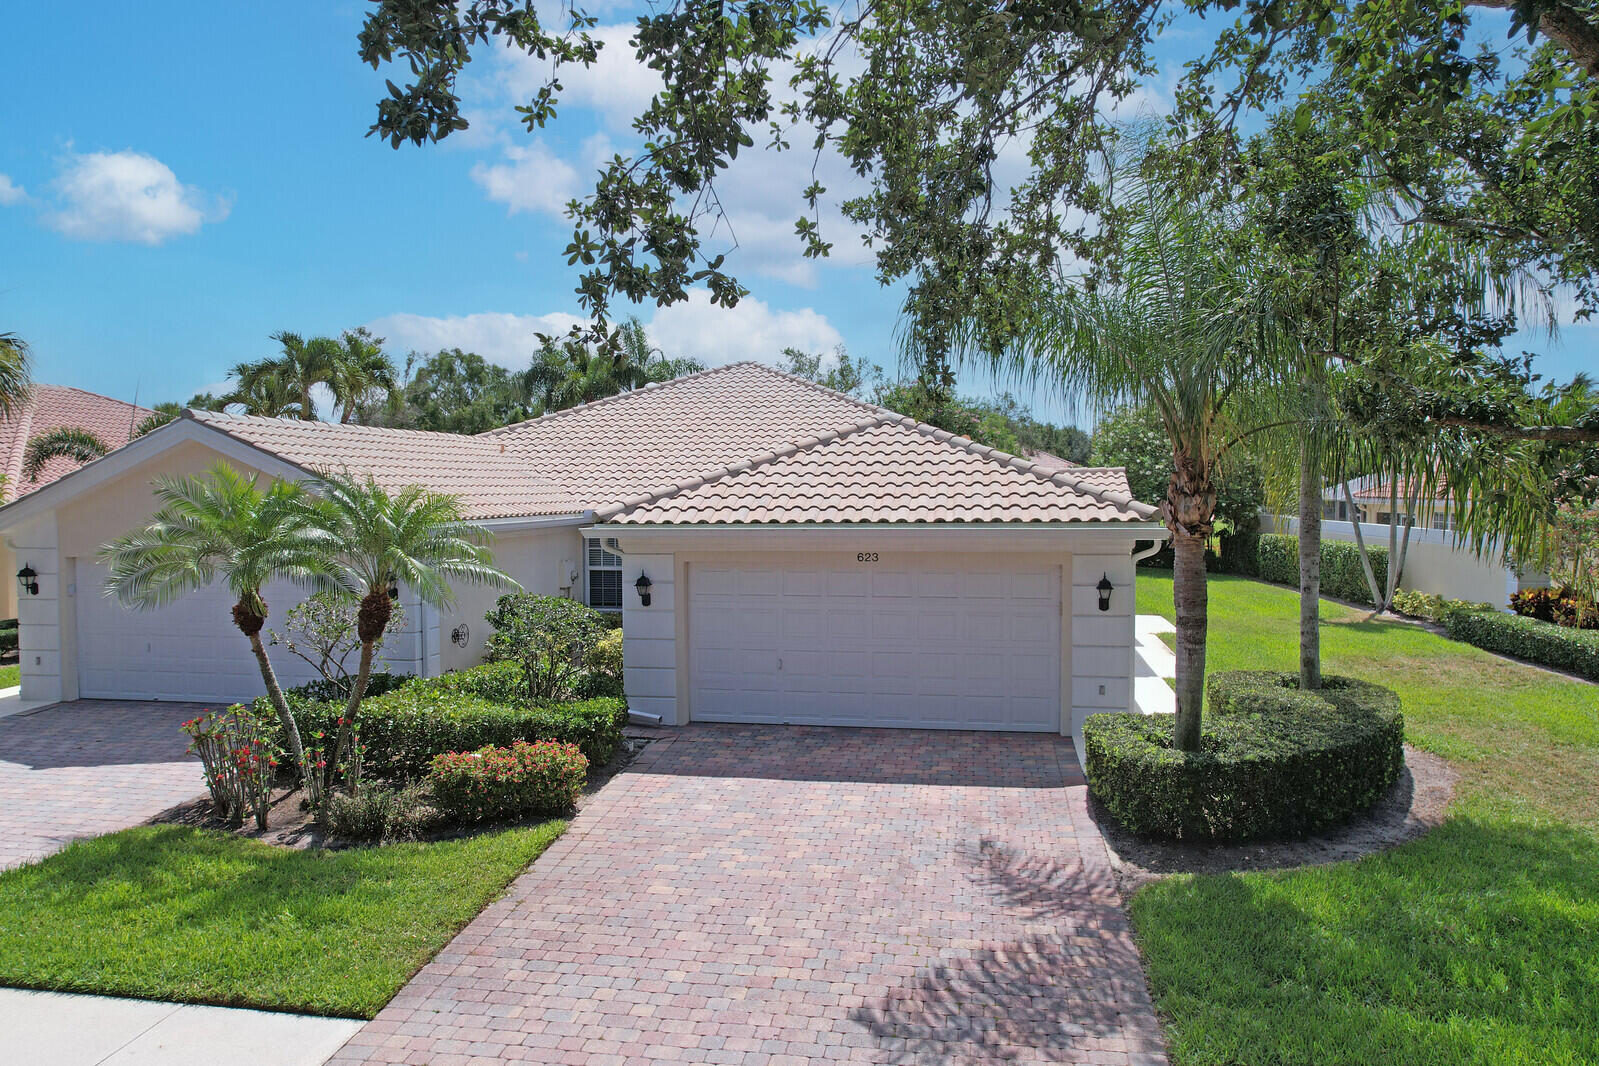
[1298,441,1323,690]
[1343,482,1385,607]
[1171,531,1209,751]
[243,623,307,795]
[334,587,394,795]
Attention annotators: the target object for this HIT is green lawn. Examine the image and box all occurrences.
[0,821,565,1018]
[0,663,19,688]
[1130,571,1599,1065]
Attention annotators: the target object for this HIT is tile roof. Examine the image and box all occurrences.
[599,417,1155,525]
[0,385,152,502]
[484,362,885,509]
[178,362,1153,527]
[187,410,585,519]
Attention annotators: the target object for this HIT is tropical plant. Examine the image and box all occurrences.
[182,704,278,830]
[0,331,31,417]
[969,152,1281,751]
[327,328,398,423]
[294,471,516,797]
[269,589,406,697]
[99,464,326,800]
[535,318,705,414]
[22,427,110,482]
[484,594,608,703]
[1090,406,1263,540]
[221,361,306,419]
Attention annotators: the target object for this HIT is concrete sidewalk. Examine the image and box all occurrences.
[1134,614,1177,715]
[0,988,363,1066]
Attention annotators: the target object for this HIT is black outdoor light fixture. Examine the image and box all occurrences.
[16,564,38,597]
[1096,572,1114,612]
[634,573,653,607]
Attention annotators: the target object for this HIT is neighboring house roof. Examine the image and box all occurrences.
[598,417,1152,525]
[1351,478,1451,502]
[186,410,585,519]
[484,362,885,510]
[0,385,152,502]
[1022,448,1079,471]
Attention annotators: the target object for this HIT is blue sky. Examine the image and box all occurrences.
[1,3,1590,426]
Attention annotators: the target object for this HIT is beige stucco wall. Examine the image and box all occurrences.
[433,526,586,673]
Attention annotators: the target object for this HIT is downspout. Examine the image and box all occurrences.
[1131,538,1166,566]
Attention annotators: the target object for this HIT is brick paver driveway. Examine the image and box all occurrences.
[333,725,1166,1066]
[0,701,205,870]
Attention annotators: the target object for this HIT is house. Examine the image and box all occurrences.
[1322,475,1455,531]
[0,385,152,621]
[0,363,1164,739]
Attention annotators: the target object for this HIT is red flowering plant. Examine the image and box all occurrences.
[302,713,365,820]
[427,739,587,825]
[181,705,278,830]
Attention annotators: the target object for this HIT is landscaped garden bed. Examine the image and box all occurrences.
[1126,571,1599,1065]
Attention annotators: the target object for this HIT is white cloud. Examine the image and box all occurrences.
[470,141,581,217]
[368,290,843,370]
[365,310,588,367]
[47,150,228,244]
[646,289,843,365]
[0,174,24,206]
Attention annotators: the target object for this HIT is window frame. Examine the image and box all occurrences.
[584,537,624,612]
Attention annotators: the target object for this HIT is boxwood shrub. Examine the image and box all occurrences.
[1443,608,1599,682]
[1249,534,1388,604]
[1082,671,1404,842]
[284,672,412,704]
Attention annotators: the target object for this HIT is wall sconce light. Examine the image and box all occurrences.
[387,580,400,601]
[634,573,653,607]
[16,564,38,597]
[1096,572,1114,612]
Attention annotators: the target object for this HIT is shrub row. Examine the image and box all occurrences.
[1390,589,1493,624]
[429,740,588,824]
[284,672,412,704]
[280,683,627,780]
[1442,608,1599,682]
[1083,671,1404,842]
[1253,534,1388,604]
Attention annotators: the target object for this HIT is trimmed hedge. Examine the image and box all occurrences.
[1083,671,1404,842]
[404,660,527,706]
[1443,608,1599,682]
[0,618,17,655]
[269,683,627,780]
[428,740,588,823]
[1253,534,1388,605]
[284,672,412,704]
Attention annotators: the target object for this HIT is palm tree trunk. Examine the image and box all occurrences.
[1343,482,1384,607]
[335,587,394,792]
[245,628,307,789]
[1171,530,1208,751]
[1298,441,1322,690]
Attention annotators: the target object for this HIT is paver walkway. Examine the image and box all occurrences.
[0,701,205,870]
[331,725,1166,1066]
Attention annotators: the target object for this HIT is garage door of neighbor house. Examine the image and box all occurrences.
[689,557,1061,731]
[75,561,323,702]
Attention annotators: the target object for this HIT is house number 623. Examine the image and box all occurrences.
[856,552,880,563]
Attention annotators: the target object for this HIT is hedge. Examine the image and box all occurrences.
[1443,608,1599,682]
[1251,534,1388,605]
[1082,671,1404,842]
[264,678,628,780]
[284,672,412,704]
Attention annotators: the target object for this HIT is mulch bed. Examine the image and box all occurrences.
[147,733,658,850]
[1095,743,1458,893]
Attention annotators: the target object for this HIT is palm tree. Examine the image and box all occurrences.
[531,319,705,414]
[222,360,306,418]
[268,331,340,420]
[0,331,32,418]
[297,471,516,790]
[23,427,109,481]
[969,165,1281,750]
[327,328,398,423]
[99,464,327,798]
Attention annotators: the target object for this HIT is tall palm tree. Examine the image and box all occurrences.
[250,332,339,420]
[297,471,516,789]
[22,427,109,481]
[0,331,32,418]
[970,166,1281,750]
[327,328,398,423]
[99,465,327,798]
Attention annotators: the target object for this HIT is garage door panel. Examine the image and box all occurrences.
[690,558,1061,731]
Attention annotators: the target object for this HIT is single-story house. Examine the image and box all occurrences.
[0,362,1165,738]
[0,384,152,621]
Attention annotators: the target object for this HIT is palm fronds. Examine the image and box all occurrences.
[22,426,109,481]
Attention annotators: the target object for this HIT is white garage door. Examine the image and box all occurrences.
[689,557,1061,731]
[76,561,324,702]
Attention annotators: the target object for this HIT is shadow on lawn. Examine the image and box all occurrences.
[1131,816,1599,1064]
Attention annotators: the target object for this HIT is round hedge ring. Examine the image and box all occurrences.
[1082,671,1404,842]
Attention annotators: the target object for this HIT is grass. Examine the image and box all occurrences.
[1129,571,1599,1065]
[0,663,17,687]
[0,821,565,1018]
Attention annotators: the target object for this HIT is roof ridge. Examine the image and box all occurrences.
[733,361,895,418]
[188,408,514,445]
[591,414,892,520]
[880,416,1155,517]
[481,361,751,438]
